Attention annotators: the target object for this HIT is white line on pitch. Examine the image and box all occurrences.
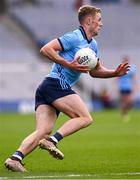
[1,172,140,179]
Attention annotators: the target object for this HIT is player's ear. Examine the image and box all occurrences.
[87,16,92,25]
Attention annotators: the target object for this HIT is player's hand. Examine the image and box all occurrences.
[67,57,90,73]
[115,62,130,77]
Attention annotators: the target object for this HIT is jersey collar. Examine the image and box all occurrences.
[79,26,92,44]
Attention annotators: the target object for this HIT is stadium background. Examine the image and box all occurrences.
[0,1,140,179]
[0,0,140,112]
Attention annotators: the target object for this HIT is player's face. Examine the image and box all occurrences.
[90,12,103,36]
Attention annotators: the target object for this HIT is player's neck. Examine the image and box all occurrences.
[81,25,93,41]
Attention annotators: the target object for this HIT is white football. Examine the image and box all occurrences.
[75,48,98,69]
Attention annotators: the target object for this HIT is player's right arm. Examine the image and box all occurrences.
[40,39,89,73]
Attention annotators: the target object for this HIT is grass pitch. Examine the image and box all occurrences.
[0,110,140,179]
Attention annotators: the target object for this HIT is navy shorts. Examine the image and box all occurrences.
[35,77,76,113]
[120,90,132,94]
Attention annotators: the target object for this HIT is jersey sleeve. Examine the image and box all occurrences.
[58,32,79,51]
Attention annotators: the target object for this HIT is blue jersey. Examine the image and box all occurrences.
[118,65,135,91]
[47,26,99,87]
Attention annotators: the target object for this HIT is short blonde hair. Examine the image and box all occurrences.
[78,5,101,24]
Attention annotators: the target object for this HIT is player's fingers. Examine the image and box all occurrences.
[77,64,89,68]
[118,64,122,68]
[119,63,130,72]
[122,63,131,71]
[73,56,80,62]
[122,62,129,67]
[123,63,130,68]
[124,65,130,71]
[78,66,90,72]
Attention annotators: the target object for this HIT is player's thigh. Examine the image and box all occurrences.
[52,94,92,119]
[120,94,126,103]
[35,104,57,134]
[126,93,133,104]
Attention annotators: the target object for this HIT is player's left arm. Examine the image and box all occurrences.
[89,60,130,78]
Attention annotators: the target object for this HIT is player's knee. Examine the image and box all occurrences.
[71,111,93,127]
[37,129,52,139]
